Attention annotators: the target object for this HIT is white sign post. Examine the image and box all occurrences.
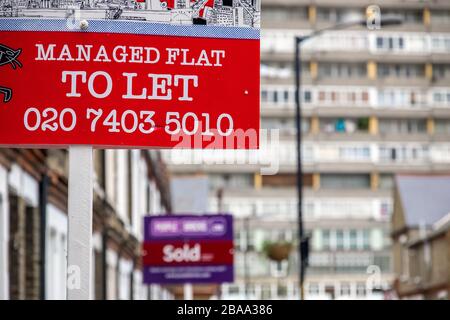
[67,146,93,300]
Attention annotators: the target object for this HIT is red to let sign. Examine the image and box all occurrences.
[0,18,260,149]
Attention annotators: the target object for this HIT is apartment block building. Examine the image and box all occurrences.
[163,0,450,300]
[0,149,173,300]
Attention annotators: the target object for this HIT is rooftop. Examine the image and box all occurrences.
[396,174,450,227]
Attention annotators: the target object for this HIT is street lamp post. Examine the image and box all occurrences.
[294,16,403,300]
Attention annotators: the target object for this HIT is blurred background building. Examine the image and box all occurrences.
[164,0,450,300]
[1,0,450,301]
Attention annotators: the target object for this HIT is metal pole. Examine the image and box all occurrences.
[294,36,305,300]
[217,188,223,300]
[67,146,93,300]
[290,18,402,302]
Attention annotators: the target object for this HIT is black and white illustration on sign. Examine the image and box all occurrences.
[0,0,261,28]
[0,43,22,103]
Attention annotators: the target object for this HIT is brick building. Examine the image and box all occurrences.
[0,148,173,300]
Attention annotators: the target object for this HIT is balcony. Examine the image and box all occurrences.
[261,85,450,113]
[261,30,450,61]
[263,141,450,166]
[212,195,392,221]
[162,141,450,173]
[308,251,392,275]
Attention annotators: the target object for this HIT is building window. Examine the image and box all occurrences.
[383,9,422,23]
[273,91,278,103]
[261,62,300,79]
[320,117,369,134]
[277,284,288,298]
[377,63,424,78]
[356,283,366,297]
[432,64,450,79]
[340,282,351,296]
[380,201,392,219]
[208,174,253,190]
[261,90,268,102]
[316,88,369,106]
[262,173,311,188]
[46,205,68,300]
[318,63,366,79]
[378,89,425,108]
[374,254,391,273]
[362,230,370,250]
[319,91,326,102]
[261,118,302,135]
[431,35,450,52]
[379,119,427,134]
[261,284,271,299]
[303,90,312,103]
[283,90,289,103]
[432,90,450,107]
[379,145,428,162]
[336,230,344,250]
[379,174,394,190]
[431,10,450,24]
[270,260,288,278]
[308,283,320,295]
[435,119,450,134]
[349,230,358,250]
[94,150,106,190]
[262,7,308,21]
[316,8,361,24]
[376,37,383,49]
[338,147,371,161]
[118,260,132,300]
[234,230,242,250]
[321,174,371,190]
[375,36,405,51]
[260,86,296,106]
[322,230,331,250]
[228,285,240,295]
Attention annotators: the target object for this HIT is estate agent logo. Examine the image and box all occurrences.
[0,43,22,103]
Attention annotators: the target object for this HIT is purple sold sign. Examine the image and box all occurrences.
[142,214,234,284]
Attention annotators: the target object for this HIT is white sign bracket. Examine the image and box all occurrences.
[67,145,93,300]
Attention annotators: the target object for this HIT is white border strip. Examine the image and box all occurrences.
[0,18,260,40]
